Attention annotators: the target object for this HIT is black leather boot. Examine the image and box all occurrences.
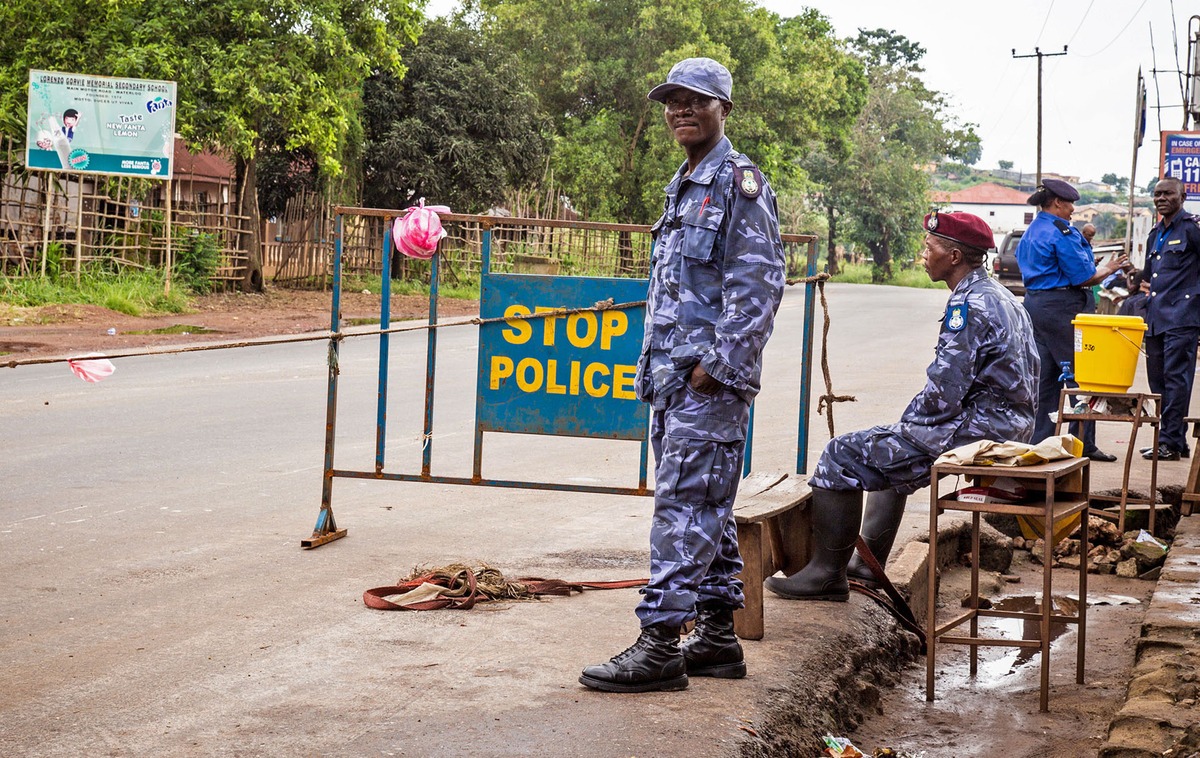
[764,487,863,601]
[579,623,688,692]
[846,489,908,588]
[680,603,746,678]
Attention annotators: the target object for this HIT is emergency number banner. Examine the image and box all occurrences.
[25,70,177,179]
[1160,130,1200,201]
[476,274,649,440]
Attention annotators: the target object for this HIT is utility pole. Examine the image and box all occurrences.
[1013,46,1068,185]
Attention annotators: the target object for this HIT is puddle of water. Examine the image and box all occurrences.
[126,324,219,335]
[973,594,1079,677]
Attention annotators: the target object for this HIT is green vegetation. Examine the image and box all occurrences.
[828,261,942,289]
[343,274,479,301]
[175,233,222,294]
[0,268,190,316]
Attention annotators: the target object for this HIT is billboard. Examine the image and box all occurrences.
[25,69,177,179]
[476,274,649,440]
[1160,130,1200,202]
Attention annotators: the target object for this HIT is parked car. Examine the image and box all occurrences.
[991,228,1125,297]
[993,230,1025,295]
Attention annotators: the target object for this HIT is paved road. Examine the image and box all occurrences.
[1,282,1184,756]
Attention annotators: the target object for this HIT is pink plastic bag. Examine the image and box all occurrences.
[68,354,116,383]
[392,199,450,260]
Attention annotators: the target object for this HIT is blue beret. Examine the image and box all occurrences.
[1039,178,1080,202]
[647,57,733,103]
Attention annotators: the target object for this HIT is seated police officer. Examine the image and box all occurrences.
[767,212,1039,600]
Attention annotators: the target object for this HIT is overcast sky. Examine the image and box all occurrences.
[427,0,1198,187]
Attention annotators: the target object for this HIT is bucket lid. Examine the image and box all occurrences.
[1071,313,1147,331]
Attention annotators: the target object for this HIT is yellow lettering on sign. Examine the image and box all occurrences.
[516,357,544,392]
[546,360,567,394]
[567,312,598,348]
[612,364,637,400]
[584,363,610,397]
[535,306,564,346]
[502,305,532,344]
[569,360,581,395]
[490,356,514,389]
[600,311,628,350]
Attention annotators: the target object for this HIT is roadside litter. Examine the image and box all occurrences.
[363,563,646,610]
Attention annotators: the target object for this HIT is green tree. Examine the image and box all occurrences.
[474,0,866,224]
[999,159,1014,170]
[832,29,981,282]
[0,0,424,290]
[360,18,550,215]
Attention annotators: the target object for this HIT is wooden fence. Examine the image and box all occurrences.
[1,135,251,283]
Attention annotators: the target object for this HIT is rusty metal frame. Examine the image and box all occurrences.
[304,207,818,548]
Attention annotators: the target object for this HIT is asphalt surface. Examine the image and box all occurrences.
[2,281,1195,756]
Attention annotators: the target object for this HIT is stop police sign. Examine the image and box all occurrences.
[475,273,649,440]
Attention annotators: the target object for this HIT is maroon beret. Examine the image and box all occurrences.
[923,210,994,252]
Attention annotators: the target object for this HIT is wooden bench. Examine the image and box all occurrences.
[731,471,813,640]
[1183,416,1200,516]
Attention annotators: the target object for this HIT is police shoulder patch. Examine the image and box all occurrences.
[1052,218,1073,235]
[737,167,763,199]
[945,302,968,332]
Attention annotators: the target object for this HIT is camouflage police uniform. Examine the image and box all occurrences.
[633,134,785,628]
[810,268,1040,494]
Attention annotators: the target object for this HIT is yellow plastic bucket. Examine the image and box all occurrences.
[1071,314,1147,392]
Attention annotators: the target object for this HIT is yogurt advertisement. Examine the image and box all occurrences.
[25,69,177,179]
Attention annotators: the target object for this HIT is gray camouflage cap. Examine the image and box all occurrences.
[647,57,733,103]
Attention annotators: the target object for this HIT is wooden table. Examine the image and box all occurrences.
[1055,389,1160,533]
[926,456,1090,712]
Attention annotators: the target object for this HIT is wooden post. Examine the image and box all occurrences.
[74,174,83,283]
[40,177,52,277]
[165,179,173,296]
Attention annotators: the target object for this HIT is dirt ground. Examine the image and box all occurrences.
[846,550,1155,758]
[0,286,480,361]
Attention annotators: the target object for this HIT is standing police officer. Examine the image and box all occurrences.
[766,212,1039,601]
[1018,179,1128,462]
[1141,176,1200,460]
[579,57,785,692]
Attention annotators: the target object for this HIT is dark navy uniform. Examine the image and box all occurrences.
[810,268,1039,493]
[633,135,785,628]
[1018,210,1100,451]
[1142,211,1200,452]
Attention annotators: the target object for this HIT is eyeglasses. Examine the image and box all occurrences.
[664,94,716,113]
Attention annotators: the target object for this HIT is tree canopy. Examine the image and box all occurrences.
[472,0,866,223]
[360,17,550,214]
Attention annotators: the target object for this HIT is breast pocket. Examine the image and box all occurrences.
[680,207,724,264]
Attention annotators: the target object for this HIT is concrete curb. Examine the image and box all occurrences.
[1099,514,1200,757]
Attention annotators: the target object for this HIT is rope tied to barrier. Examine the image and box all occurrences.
[787,271,855,438]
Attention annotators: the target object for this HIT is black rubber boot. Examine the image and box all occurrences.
[846,489,908,588]
[764,487,863,602]
[680,604,746,679]
[579,623,688,692]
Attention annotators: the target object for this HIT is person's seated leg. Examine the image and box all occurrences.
[845,489,908,587]
[764,485,862,601]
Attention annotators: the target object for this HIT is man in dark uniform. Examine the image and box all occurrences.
[1141,176,1200,460]
[766,211,1039,601]
[1018,179,1128,462]
[579,57,785,692]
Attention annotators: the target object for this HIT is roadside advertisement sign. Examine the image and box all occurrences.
[1160,130,1200,201]
[476,274,649,440]
[25,69,177,179]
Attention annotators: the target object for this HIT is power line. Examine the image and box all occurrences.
[1075,0,1150,58]
[1034,0,1056,46]
[1065,0,1096,46]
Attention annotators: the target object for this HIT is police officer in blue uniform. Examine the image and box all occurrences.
[580,57,785,692]
[765,211,1039,601]
[1018,179,1128,462]
[1141,176,1200,460]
